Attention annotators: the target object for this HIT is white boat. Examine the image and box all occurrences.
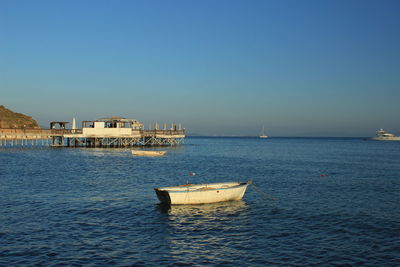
[131,150,167,156]
[154,181,251,205]
[260,126,268,138]
[371,129,400,141]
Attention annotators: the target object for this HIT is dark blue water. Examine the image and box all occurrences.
[1,137,399,266]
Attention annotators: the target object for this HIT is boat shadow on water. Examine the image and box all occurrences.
[156,200,248,216]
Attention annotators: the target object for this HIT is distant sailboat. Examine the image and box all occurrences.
[260,126,268,138]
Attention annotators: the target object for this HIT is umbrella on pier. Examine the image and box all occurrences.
[72,118,76,131]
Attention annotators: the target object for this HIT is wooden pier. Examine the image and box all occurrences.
[0,117,185,148]
[0,128,52,147]
[0,128,185,148]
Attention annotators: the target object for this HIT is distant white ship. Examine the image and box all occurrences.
[371,129,400,141]
[260,126,268,138]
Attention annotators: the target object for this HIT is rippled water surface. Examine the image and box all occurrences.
[1,137,399,266]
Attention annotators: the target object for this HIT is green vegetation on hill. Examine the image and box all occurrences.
[0,105,40,129]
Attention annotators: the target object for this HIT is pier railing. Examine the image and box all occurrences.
[140,129,185,136]
[0,128,80,136]
[0,128,53,137]
[50,129,83,134]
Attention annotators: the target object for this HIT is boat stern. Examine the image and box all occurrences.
[154,188,171,204]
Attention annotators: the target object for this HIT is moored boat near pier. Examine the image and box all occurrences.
[131,150,166,156]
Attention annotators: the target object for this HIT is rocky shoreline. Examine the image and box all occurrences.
[0,105,40,129]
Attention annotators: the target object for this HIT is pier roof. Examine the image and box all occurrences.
[96,117,138,122]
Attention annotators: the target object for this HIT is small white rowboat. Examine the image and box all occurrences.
[131,150,166,157]
[154,181,250,205]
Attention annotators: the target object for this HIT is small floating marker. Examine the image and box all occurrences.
[189,172,196,176]
[320,174,327,177]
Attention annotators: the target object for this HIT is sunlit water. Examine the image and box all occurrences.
[1,137,399,266]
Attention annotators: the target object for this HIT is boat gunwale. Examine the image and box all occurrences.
[155,181,250,193]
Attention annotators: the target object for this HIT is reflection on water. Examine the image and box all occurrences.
[158,200,247,216]
[157,201,252,265]
[75,146,186,158]
[75,148,130,157]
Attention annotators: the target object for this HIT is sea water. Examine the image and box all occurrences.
[0,137,399,266]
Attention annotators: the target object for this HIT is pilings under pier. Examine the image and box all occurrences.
[0,136,52,148]
[58,136,184,148]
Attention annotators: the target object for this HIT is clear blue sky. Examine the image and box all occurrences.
[1,0,399,136]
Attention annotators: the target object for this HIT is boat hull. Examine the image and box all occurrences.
[155,181,250,205]
[131,150,166,156]
[371,137,400,141]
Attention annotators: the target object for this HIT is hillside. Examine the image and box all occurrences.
[0,105,40,129]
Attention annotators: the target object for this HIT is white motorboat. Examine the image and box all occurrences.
[371,129,400,141]
[155,181,251,205]
[131,150,167,156]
